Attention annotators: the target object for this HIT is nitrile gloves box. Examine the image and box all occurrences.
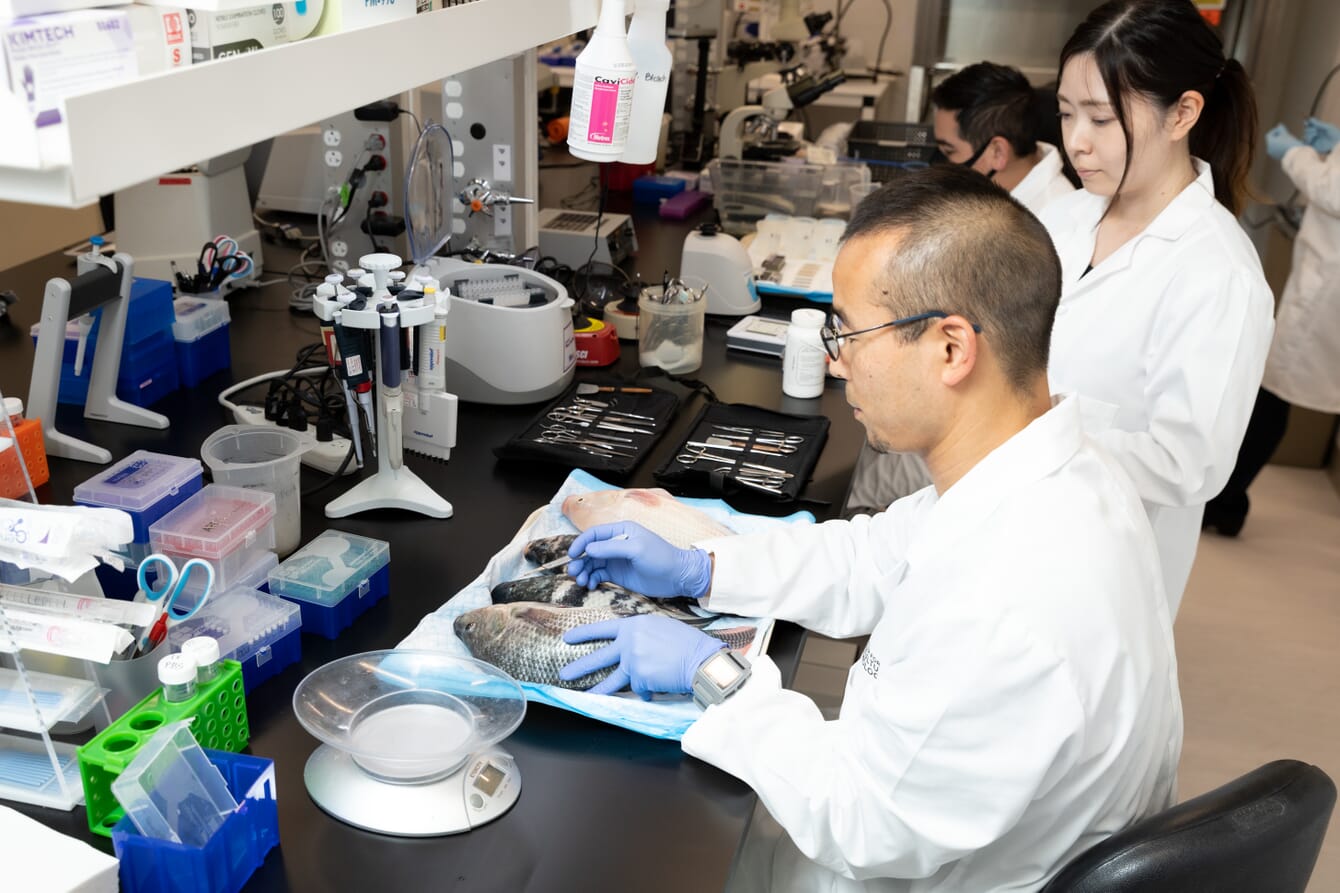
[2,9,139,131]
[187,0,322,62]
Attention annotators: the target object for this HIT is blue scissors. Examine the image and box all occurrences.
[137,553,215,652]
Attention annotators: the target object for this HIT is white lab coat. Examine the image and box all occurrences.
[683,397,1183,893]
[1011,142,1076,218]
[1040,160,1274,617]
[1262,145,1340,413]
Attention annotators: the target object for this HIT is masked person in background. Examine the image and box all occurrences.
[1042,0,1274,617]
[1204,117,1340,535]
[843,61,1077,518]
[555,167,1182,893]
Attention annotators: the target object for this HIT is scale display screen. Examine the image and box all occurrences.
[474,762,505,796]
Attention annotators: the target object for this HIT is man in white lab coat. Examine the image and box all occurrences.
[558,167,1183,892]
[841,61,1077,519]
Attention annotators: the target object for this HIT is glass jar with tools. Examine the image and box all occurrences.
[638,276,708,375]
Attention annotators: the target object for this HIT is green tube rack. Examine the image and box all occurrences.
[78,659,250,837]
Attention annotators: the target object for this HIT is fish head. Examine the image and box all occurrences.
[454,605,512,653]
[561,491,616,529]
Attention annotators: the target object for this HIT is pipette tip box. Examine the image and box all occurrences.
[149,485,276,590]
[166,587,302,693]
[75,450,204,545]
[267,531,390,639]
[173,299,232,388]
[112,748,279,893]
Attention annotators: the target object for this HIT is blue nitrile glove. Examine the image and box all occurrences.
[559,614,726,699]
[566,521,713,600]
[1304,117,1340,154]
[1266,123,1306,161]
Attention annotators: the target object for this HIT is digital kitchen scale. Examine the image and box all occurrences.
[293,650,526,837]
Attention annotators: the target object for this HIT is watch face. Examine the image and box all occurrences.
[703,652,742,687]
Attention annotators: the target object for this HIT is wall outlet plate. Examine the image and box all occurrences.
[230,405,358,476]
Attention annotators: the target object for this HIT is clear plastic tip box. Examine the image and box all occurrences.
[149,485,276,590]
[167,587,302,694]
[75,450,204,547]
[267,531,390,639]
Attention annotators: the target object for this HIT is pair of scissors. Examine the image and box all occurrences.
[198,235,254,288]
[136,553,215,653]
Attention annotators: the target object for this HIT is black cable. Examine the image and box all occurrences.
[301,439,357,498]
[399,108,423,135]
[872,0,891,80]
[577,181,608,304]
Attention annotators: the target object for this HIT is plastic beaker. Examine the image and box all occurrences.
[201,426,305,555]
[638,277,708,375]
[849,181,881,212]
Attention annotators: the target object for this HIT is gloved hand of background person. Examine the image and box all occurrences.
[566,521,713,600]
[560,614,726,698]
[1266,123,1306,161]
[1304,117,1340,154]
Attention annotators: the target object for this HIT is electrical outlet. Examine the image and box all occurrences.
[230,406,357,475]
[494,202,511,236]
[323,127,342,147]
[331,240,348,258]
[325,149,343,168]
[492,144,511,181]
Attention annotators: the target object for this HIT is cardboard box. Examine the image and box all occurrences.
[119,4,191,72]
[311,0,415,36]
[186,0,322,62]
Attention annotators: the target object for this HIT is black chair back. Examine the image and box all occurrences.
[1043,760,1336,893]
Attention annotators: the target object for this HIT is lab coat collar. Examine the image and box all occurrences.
[1056,159,1215,290]
[1013,142,1064,204]
[904,395,1084,567]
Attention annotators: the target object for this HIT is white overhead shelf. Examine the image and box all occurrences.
[0,0,597,207]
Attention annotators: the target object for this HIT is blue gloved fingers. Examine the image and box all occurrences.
[565,556,593,583]
[562,618,625,645]
[559,643,622,683]
[677,548,714,602]
[585,568,614,587]
[568,522,640,558]
[587,667,631,696]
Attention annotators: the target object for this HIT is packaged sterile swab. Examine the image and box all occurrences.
[0,585,156,628]
[0,607,134,663]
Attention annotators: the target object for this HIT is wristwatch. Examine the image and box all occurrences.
[692,649,752,709]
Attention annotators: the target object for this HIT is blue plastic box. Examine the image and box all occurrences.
[174,299,232,388]
[111,749,279,893]
[75,451,204,544]
[166,587,302,694]
[267,531,391,639]
[632,175,687,206]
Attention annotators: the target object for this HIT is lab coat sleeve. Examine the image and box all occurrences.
[1283,146,1340,217]
[694,498,924,640]
[1090,264,1272,508]
[682,611,1086,880]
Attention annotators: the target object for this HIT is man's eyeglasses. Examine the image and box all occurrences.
[819,311,982,361]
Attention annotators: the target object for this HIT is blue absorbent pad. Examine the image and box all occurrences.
[399,469,814,741]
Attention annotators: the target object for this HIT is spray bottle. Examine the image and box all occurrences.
[622,0,672,165]
[567,0,637,161]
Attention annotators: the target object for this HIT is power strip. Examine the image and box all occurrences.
[229,405,358,476]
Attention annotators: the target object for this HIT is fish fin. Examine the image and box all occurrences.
[707,625,757,649]
[515,603,577,637]
[625,489,662,506]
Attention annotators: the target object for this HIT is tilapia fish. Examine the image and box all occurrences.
[490,574,709,625]
[522,534,578,568]
[454,602,756,690]
[561,488,733,549]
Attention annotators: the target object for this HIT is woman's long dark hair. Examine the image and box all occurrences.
[1059,0,1257,215]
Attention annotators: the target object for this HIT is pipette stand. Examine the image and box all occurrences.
[27,252,169,464]
[315,254,452,520]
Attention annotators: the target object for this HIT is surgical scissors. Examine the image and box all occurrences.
[136,553,215,652]
[690,436,797,455]
[675,447,794,478]
[713,425,806,446]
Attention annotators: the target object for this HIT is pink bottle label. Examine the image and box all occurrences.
[587,77,621,144]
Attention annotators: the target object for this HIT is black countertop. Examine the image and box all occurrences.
[0,204,862,892]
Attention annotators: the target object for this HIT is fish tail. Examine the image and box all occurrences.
[707,625,757,650]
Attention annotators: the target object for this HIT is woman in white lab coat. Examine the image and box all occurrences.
[1205,120,1340,534]
[1042,0,1275,616]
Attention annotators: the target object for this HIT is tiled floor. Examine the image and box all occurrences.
[793,463,1340,887]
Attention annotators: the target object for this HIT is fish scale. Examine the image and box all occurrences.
[454,602,755,691]
[490,574,710,625]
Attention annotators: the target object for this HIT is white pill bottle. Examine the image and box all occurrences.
[782,309,828,399]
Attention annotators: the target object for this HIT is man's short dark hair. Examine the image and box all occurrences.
[841,166,1061,392]
[931,62,1038,158]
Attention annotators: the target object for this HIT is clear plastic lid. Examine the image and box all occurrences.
[74,450,204,512]
[405,122,455,265]
[267,531,390,607]
[172,298,232,342]
[111,720,237,847]
[166,586,301,667]
[149,485,276,560]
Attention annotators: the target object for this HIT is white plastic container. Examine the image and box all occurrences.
[782,308,827,399]
[621,0,672,165]
[200,426,305,556]
[567,0,637,162]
